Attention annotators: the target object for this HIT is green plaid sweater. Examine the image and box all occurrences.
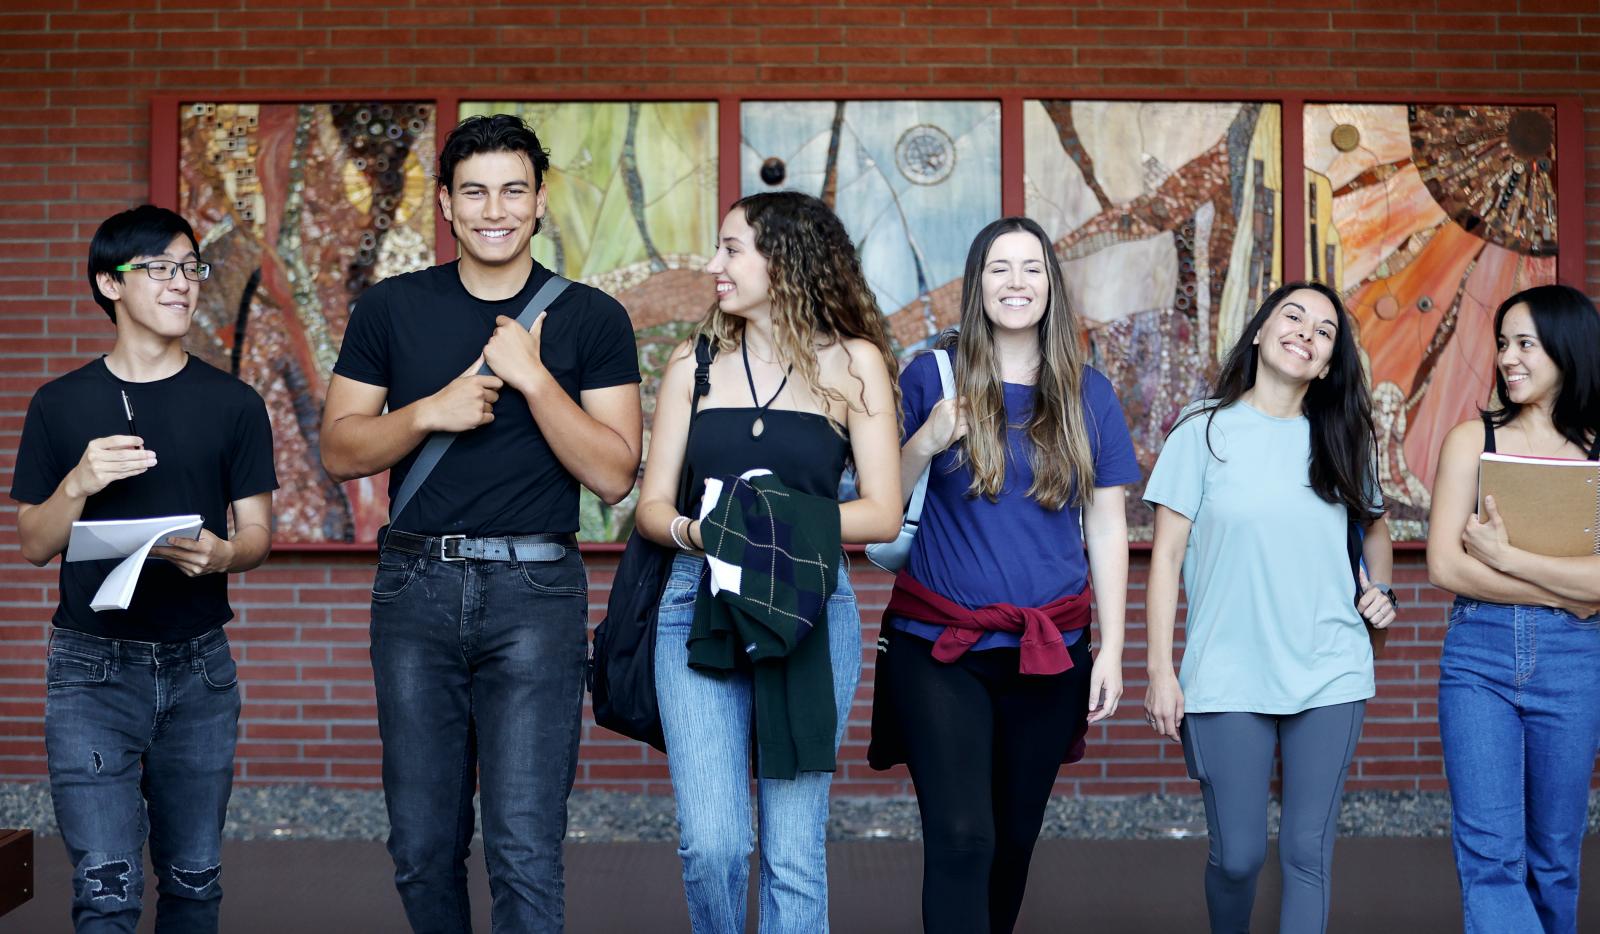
[688,472,842,779]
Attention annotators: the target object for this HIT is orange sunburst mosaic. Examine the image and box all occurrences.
[1306,103,1559,540]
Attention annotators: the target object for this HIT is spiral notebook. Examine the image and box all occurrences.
[1477,453,1600,557]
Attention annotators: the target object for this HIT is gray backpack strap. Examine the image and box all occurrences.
[904,349,955,524]
[381,275,572,545]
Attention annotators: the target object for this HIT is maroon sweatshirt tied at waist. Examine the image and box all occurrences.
[884,571,1093,675]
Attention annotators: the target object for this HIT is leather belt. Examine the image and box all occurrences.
[384,530,576,563]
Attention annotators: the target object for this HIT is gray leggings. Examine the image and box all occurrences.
[1181,700,1365,934]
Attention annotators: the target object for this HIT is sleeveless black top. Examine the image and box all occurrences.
[685,408,849,501]
[1481,411,1600,458]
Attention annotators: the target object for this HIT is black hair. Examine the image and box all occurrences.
[437,114,551,235]
[1174,280,1382,520]
[1485,284,1600,452]
[86,204,200,321]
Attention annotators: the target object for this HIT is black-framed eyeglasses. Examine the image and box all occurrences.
[115,260,211,282]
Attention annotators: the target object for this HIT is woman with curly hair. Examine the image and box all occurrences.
[1142,281,1396,934]
[869,216,1141,934]
[634,191,902,933]
[1427,285,1600,933]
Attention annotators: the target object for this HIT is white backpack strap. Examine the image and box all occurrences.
[905,349,955,525]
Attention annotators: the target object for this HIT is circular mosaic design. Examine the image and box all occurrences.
[1409,104,1557,256]
[895,124,956,186]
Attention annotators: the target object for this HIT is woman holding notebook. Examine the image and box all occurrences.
[1427,283,1600,933]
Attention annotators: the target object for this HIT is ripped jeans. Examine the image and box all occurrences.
[44,626,240,933]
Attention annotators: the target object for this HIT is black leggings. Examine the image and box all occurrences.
[882,627,1092,934]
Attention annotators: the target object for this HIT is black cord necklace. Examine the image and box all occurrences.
[741,338,791,439]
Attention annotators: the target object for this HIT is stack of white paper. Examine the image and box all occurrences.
[66,515,204,612]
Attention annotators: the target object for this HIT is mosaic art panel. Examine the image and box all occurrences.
[1026,101,1283,539]
[462,101,720,541]
[1305,103,1558,540]
[740,100,1002,354]
[178,101,436,545]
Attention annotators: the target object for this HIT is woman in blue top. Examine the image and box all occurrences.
[870,216,1141,934]
[1426,284,1600,934]
[1142,281,1397,934]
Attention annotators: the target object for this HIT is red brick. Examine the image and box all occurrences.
[731,45,810,65]
[819,46,903,65]
[1495,52,1580,70]
[816,8,904,27]
[757,64,846,83]
[1331,12,1414,30]
[909,8,990,26]
[759,26,842,45]
[245,723,327,741]
[1077,10,1160,28]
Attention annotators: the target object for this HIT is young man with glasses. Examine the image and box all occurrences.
[320,114,642,932]
[11,204,277,933]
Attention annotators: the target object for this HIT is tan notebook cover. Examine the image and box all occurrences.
[1477,453,1600,557]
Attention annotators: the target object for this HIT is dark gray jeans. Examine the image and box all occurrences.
[1181,700,1366,934]
[370,544,588,934]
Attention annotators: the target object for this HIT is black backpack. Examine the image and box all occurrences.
[589,336,713,751]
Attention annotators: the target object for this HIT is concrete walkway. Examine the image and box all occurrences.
[11,836,1598,932]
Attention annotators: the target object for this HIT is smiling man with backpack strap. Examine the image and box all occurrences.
[319,114,642,933]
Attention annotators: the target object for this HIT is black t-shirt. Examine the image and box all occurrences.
[10,356,279,641]
[332,260,641,537]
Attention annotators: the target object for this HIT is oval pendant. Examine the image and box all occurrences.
[751,417,765,438]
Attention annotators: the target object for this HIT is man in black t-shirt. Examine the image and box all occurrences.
[11,205,277,933]
[321,114,642,932]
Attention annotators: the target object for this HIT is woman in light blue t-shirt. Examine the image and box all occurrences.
[1141,281,1397,934]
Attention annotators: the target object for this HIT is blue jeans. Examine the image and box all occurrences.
[654,553,861,934]
[369,544,589,934]
[44,626,240,934]
[1439,598,1600,934]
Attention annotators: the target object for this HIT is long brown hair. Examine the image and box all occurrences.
[695,191,900,428]
[941,216,1095,509]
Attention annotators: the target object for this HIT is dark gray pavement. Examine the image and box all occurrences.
[9,836,1599,932]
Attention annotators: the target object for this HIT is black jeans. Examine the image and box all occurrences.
[882,627,1092,934]
[45,626,240,934]
[369,544,589,934]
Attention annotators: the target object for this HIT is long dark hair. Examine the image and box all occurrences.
[1484,284,1600,452]
[1175,280,1381,519]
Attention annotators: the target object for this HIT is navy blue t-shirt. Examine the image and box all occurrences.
[892,352,1141,649]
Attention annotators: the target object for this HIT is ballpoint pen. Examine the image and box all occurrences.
[121,390,139,446]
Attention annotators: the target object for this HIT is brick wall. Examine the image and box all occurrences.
[2,0,1597,795]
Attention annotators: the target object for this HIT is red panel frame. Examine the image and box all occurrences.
[147,91,1586,553]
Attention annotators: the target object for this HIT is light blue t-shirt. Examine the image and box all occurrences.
[1142,400,1375,715]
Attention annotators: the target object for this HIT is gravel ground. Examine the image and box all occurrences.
[5,783,1598,843]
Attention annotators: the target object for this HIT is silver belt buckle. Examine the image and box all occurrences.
[439,534,466,561]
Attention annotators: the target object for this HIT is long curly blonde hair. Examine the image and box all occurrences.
[695,191,901,431]
[940,216,1096,509]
